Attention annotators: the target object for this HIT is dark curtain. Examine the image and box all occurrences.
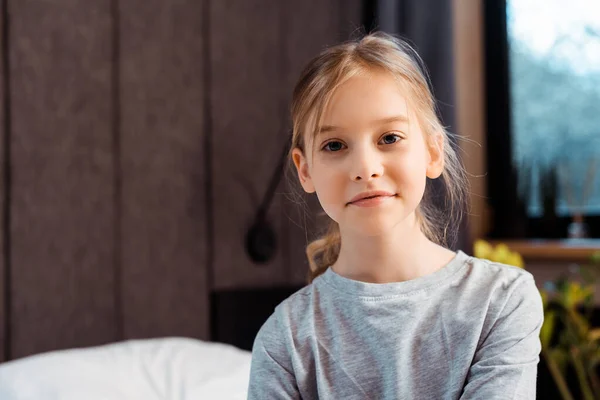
[376,0,471,252]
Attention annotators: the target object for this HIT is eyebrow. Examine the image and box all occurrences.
[319,115,409,135]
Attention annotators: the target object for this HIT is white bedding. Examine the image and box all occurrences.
[0,337,252,400]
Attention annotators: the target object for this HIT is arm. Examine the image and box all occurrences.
[460,277,544,400]
[247,315,301,400]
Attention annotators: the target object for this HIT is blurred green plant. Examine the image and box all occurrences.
[473,239,525,268]
[538,251,600,400]
[474,241,600,399]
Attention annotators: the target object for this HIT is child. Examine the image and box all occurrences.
[247,32,543,399]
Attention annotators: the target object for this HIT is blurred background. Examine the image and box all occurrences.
[0,0,597,398]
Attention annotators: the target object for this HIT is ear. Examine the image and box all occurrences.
[426,133,444,179]
[292,147,316,193]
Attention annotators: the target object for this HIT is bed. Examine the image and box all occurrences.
[0,337,252,399]
[0,286,303,399]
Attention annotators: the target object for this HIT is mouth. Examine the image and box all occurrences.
[347,191,397,206]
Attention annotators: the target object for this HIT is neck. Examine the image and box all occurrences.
[331,214,455,283]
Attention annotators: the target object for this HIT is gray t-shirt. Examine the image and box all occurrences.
[247,251,544,399]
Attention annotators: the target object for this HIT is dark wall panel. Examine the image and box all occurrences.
[120,0,210,339]
[9,0,117,359]
[283,0,363,285]
[0,0,364,357]
[342,0,365,38]
[0,0,5,363]
[211,0,288,290]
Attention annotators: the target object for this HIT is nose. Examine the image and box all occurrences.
[349,145,384,182]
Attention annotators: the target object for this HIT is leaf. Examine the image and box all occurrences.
[491,243,511,264]
[540,290,549,309]
[541,310,556,349]
[562,281,589,310]
[549,348,569,376]
[506,252,525,269]
[569,346,595,400]
[559,283,574,309]
[473,239,493,259]
[577,285,594,305]
[567,309,590,340]
[556,278,570,298]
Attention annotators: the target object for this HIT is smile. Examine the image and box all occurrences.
[347,191,397,207]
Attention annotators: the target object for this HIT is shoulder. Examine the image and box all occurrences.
[468,253,534,280]
[253,285,313,349]
[463,254,538,296]
[450,253,543,328]
[464,255,543,328]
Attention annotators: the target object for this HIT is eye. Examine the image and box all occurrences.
[379,133,402,145]
[322,141,346,152]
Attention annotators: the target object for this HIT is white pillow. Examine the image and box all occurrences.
[0,337,252,400]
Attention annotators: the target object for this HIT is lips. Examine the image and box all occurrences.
[348,190,396,205]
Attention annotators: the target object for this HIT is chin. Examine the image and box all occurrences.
[345,216,404,237]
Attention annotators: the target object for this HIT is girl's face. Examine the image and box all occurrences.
[292,70,444,236]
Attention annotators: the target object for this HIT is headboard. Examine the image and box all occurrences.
[0,0,362,362]
[211,286,305,351]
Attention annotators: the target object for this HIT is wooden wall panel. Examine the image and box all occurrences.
[0,0,5,363]
[120,0,209,339]
[9,0,117,359]
[453,0,487,242]
[211,0,288,290]
[283,0,363,285]
[0,0,365,357]
[340,0,365,38]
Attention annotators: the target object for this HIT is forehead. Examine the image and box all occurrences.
[322,70,410,127]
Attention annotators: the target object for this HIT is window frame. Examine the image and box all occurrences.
[483,0,600,239]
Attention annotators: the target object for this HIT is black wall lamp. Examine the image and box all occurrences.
[245,135,293,264]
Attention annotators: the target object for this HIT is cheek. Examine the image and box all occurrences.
[393,149,429,196]
[311,165,346,217]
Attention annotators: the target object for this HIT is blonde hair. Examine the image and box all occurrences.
[290,32,469,283]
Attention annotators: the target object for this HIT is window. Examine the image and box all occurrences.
[484,0,600,239]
